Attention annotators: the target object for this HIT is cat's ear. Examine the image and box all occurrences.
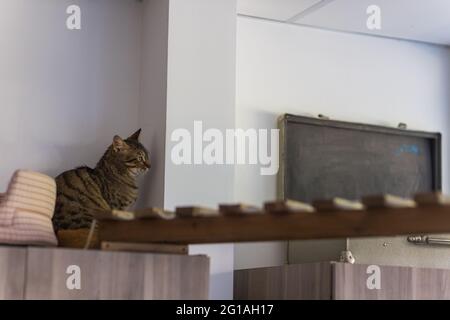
[112,135,127,152]
[128,128,141,141]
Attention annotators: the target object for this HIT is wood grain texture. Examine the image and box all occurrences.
[57,228,99,249]
[234,262,332,300]
[264,199,314,213]
[219,204,262,215]
[332,262,450,300]
[0,246,26,299]
[235,261,450,300]
[24,247,209,300]
[100,205,450,244]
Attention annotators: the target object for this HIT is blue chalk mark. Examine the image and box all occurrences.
[396,144,420,156]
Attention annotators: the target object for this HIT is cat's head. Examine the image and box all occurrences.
[111,129,150,177]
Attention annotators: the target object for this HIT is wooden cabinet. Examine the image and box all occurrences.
[234,262,450,300]
[0,247,27,299]
[0,246,209,299]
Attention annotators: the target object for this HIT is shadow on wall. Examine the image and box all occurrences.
[135,131,163,209]
[234,108,280,204]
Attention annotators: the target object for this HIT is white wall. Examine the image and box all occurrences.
[165,0,237,299]
[0,0,142,189]
[235,16,450,269]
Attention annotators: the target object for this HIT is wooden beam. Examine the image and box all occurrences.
[98,205,450,244]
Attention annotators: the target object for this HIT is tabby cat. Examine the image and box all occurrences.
[52,129,150,231]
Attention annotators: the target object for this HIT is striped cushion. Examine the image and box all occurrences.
[0,170,57,246]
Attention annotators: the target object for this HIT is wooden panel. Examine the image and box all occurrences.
[100,205,450,244]
[0,246,26,299]
[24,247,209,299]
[101,242,188,254]
[234,262,332,300]
[332,262,450,300]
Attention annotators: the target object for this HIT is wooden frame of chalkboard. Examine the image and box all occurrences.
[277,114,442,200]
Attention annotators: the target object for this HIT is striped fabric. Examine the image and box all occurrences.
[0,170,57,246]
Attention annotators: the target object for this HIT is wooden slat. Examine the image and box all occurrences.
[264,199,314,213]
[362,194,416,209]
[99,205,450,244]
[133,207,175,220]
[176,206,219,217]
[313,198,365,211]
[415,192,450,206]
[93,208,176,221]
[101,241,188,254]
[219,203,261,215]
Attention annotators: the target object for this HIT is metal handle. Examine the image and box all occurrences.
[407,235,450,246]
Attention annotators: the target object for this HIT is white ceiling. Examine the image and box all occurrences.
[237,0,450,46]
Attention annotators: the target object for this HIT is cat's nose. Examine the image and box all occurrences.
[144,161,151,169]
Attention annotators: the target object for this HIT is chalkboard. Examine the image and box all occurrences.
[279,114,441,202]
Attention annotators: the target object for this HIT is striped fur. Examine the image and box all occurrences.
[52,129,150,231]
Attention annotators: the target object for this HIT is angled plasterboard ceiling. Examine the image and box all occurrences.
[237,0,450,46]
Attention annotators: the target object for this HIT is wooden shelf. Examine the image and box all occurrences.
[99,205,450,244]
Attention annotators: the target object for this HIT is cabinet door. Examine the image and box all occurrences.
[234,262,332,299]
[25,247,209,299]
[332,262,450,299]
[0,246,26,299]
